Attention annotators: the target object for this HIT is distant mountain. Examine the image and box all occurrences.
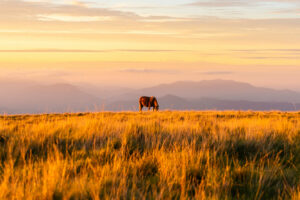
[0,81,101,114]
[106,95,300,111]
[117,80,300,103]
[1,79,300,114]
[76,83,133,100]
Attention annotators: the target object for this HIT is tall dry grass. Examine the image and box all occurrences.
[0,111,299,199]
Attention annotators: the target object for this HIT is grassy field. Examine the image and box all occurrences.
[0,111,300,199]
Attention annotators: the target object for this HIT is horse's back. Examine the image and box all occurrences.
[139,96,150,105]
[140,96,149,100]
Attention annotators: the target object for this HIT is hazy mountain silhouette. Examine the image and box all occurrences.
[0,81,101,114]
[105,80,300,111]
[117,80,300,103]
[76,83,132,99]
[106,95,300,111]
[1,79,300,114]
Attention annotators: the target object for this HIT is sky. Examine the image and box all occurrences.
[0,0,300,90]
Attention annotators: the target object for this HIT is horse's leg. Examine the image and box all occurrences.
[139,104,143,112]
[148,106,150,111]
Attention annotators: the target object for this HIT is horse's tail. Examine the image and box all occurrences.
[139,97,143,111]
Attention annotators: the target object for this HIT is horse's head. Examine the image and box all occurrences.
[153,97,159,111]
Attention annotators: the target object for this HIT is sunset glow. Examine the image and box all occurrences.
[1,0,300,89]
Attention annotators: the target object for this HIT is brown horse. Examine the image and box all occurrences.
[139,96,159,111]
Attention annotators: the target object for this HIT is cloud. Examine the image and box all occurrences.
[232,49,300,52]
[0,29,180,36]
[184,0,300,8]
[183,0,300,17]
[265,49,300,52]
[0,0,202,25]
[272,8,300,15]
[1,0,300,33]
[0,49,187,53]
[119,68,179,74]
[70,0,88,8]
[1,0,300,29]
[117,49,187,53]
[140,16,192,23]
[0,0,138,22]
[12,70,70,78]
[197,71,234,75]
[185,1,250,7]
[242,56,300,60]
[0,49,109,53]
[37,14,113,22]
[231,49,300,57]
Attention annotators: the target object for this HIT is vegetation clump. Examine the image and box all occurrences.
[122,124,146,158]
[136,156,159,178]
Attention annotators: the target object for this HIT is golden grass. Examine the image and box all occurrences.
[0,111,300,199]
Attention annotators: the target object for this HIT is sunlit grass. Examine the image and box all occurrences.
[0,111,299,199]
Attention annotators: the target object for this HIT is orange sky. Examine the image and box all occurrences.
[0,0,300,89]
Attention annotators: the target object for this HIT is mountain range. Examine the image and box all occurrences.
[115,80,300,102]
[1,79,300,114]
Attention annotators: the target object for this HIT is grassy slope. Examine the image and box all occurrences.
[0,111,300,199]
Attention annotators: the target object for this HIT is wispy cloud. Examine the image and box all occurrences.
[0,0,138,21]
[119,68,179,74]
[0,49,109,53]
[37,14,113,22]
[70,0,89,8]
[0,49,188,53]
[184,1,250,7]
[242,56,300,60]
[184,0,300,8]
[231,49,300,57]
[9,70,70,78]
[232,49,300,52]
[117,49,187,53]
[183,0,300,18]
[197,71,234,75]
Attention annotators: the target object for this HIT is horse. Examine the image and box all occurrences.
[139,96,159,111]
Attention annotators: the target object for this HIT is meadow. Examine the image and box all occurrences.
[0,111,300,199]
